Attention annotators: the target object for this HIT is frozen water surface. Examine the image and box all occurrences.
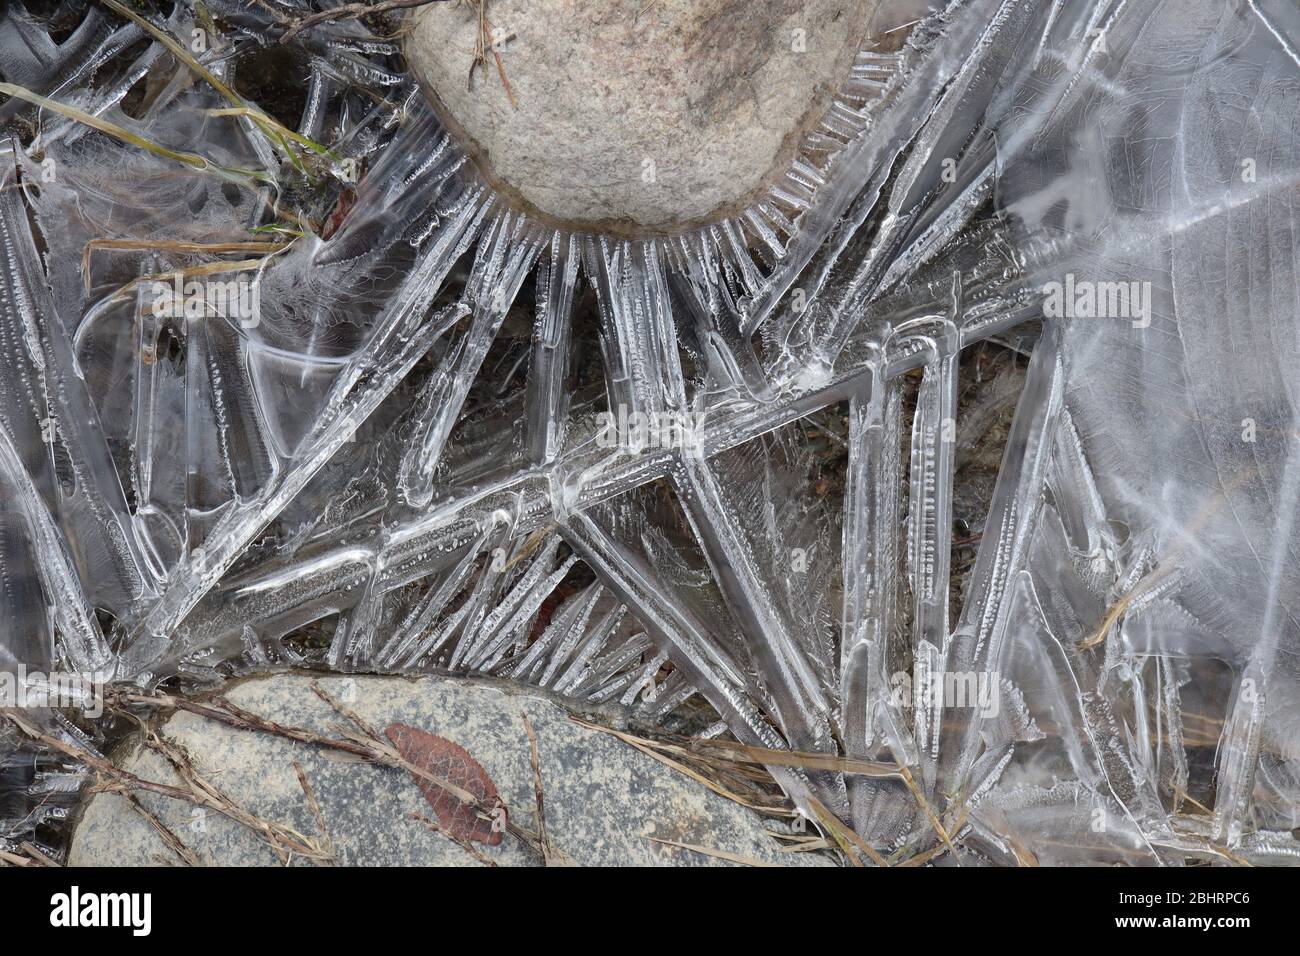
[1,0,1298,865]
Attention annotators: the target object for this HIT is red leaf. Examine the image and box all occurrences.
[321,183,358,241]
[386,723,504,846]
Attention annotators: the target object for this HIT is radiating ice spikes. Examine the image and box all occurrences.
[0,425,108,673]
[840,375,916,840]
[525,233,579,466]
[505,581,602,684]
[3,0,1300,865]
[397,212,544,509]
[0,165,154,629]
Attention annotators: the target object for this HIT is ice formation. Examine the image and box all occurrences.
[1,0,1298,865]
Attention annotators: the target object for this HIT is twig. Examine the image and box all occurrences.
[100,257,276,308]
[126,794,200,866]
[1006,832,1041,867]
[518,715,573,865]
[293,761,337,865]
[96,0,331,169]
[804,793,888,867]
[463,2,518,109]
[896,800,972,867]
[895,762,959,863]
[280,0,450,42]
[141,732,331,864]
[689,737,905,779]
[17,841,60,867]
[112,686,541,854]
[646,837,776,867]
[113,689,368,756]
[412,811,497,866]
[308,682,385,741]
[570,717,790,814]
[487,32,518,110]
[0,81,270,183]
[571,718,885,867]
[770,832,833,853]
[5,708,328,864]
[81,238,288,293]
[522,714,548,855]
[7,708,222,807]
[1080,472,1251,650]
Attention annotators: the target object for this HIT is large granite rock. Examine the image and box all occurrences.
[69,673,825,866]
[405,0,878,234]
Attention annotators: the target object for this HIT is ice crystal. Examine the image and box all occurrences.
[1,0,1298,864]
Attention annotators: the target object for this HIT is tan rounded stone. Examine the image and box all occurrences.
[405,0,878,235]
[68,674,831,866]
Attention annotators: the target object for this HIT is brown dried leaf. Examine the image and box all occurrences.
[385,723,503,846]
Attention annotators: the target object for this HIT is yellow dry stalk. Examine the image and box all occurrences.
[0,80,271,184]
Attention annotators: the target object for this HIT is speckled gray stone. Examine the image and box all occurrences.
[405,0,878,234]
[69,674,827,866]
